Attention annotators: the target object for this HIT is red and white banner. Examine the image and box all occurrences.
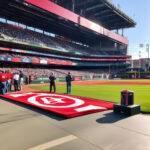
[25,0,128,44]
[1,92,113,118]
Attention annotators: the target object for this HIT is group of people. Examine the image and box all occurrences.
[0,70,24,95]
[0,70,73,95]
[49,72,73,94]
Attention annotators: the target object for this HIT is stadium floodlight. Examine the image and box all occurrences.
[146,44,150,71]
[146,44,149,52]
[139,44,144,48]
[138,50,141,78]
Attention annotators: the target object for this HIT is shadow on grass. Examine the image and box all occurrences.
[0,96,66,121]
[96,112,129,124]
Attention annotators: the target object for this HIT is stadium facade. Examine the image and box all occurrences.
[0,0,136,74]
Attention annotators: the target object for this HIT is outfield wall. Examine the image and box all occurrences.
[31,74,110,84]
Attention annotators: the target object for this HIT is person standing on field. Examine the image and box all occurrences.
[13,72,20,91]
[66,72,73,94]
[19,71,24,91]
[49,73,56,93]
[5,70,13,92]
[0,70,7,95]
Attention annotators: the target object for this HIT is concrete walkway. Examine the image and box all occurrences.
[0,98,150,150]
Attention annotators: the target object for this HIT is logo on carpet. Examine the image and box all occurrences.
[1,92,113,118]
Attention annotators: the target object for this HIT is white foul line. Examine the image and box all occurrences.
[28,135,77,150]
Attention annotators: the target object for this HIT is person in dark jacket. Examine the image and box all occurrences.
[66,72,73,94]
[49,73,56,93]
[29,75,32,84]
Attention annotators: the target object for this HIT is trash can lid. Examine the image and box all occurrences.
[121,90,134,93]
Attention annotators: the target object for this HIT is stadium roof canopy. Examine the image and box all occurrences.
[0,0,131,45]
[56,0,136,30]
[0,0,95,44]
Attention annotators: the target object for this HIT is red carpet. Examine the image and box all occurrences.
[1,92,114,118]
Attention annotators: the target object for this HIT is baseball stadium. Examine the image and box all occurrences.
[0,0,150,150]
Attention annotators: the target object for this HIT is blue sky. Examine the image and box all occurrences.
[113,0,150,59]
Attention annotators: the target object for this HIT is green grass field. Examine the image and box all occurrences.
[31,84,150,113]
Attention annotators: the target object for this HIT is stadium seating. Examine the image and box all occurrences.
[0,52,75,66]
[0,22,126,57]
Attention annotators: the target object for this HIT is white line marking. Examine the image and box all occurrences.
[28,135,77,150]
